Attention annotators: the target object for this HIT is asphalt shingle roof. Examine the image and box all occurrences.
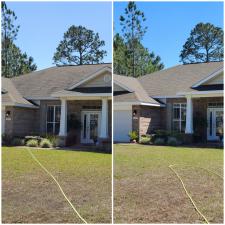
[2,77,34,107]
[114,74,160,105]
[139,62,223,97]
[11,63,111,99]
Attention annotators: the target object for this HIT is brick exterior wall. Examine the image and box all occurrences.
[132,105,164,137]
[4,106,39,137]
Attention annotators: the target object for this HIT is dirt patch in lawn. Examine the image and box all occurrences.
[114,145,223,223]
[2,147,111,223]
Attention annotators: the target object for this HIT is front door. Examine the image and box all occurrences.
[81,111,101,144]
[207,108,223,141]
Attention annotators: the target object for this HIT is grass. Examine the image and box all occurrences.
[114,144,223,223]
[2,147,112,223]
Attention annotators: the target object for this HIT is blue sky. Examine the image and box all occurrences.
[114,1,224,68]
[7,2,112,70]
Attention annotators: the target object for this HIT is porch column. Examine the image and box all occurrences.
[59,98,67,136]
[185,95,193,134]
[100,97,108,138]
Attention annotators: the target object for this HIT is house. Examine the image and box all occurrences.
[114,62,223,143]
[2,63,112,146]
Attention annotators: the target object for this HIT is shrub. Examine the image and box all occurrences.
[12,138,25,146]
[45,134,58,147]
[40,138,52,148]
[154,138,165,145]
[140,135,151,144]
[167,136,179,146]
[26,139,39,147]
[25,136,41,145]
[128,131,139,141]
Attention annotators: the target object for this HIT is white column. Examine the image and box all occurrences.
[185,95,193,134]
[100,98,108,138]
[59,98,67,136]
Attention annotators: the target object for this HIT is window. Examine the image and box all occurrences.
[173,103,186,132]
[46,105,61,135]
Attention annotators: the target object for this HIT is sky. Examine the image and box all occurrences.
[114,1,224,68]
[7,1,112,70]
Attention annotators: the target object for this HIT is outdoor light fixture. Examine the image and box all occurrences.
[6,111,11,118]
[133,110,137,116]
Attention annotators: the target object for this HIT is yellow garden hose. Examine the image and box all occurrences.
[27,149,88,224]
[169,164,210,224]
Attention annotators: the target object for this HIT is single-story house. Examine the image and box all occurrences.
[2,63,112,146]
[114,61,223,143]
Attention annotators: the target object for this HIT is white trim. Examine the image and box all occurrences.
[192,67,223,88]
[177,90,223,98]
[152,95,184,99]
[68,66,111,90]
[2,102,38,109]
[81,111,101,144]
[26,97,58,100]
[207,107,223,141]
[113,80,134,93]
[113,101,163,107]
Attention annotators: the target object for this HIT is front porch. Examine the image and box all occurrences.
[184,94,223,142]
[57,97,112,146]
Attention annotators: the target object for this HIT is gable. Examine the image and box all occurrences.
[80,71,112,88]
[114,83,127,92]
[204,72,223,85]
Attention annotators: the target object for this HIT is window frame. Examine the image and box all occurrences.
[46,105,61,135]
[172,103,186,132]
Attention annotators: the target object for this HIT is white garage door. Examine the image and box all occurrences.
[2,107,5,134]
[114,109,132,142]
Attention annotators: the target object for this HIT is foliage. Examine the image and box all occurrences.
[140,135,151,144]
[113,33,128,75]
[115,2,164,77]
[44,134,58,147]
[180,22,223,64]
[26,139,39,147]
[167,136,178,146]
[154,138,165,145]
[128,130,139,141]
[39,138,52,148]
[12,138,24,146]
[53,25,107,65]
[1,2,37,77]
[67,114,82,131]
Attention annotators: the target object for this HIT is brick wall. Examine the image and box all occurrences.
[132,105,164,137]
[5,106,39,137]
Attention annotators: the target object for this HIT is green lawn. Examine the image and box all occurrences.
[114,144,223,223]
[2,147,112,223]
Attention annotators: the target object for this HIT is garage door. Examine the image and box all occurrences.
[114,109,132,142]
[2,107,5,134]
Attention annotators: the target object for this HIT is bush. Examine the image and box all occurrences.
[12,138,25,146]
[154,138,165,145]
[140,135,151,144]
[40,138,52,148]
[25,136,41,145]
[45,134,58,147]
[26,139,39,147]
[128,131,139,141]
[167,136,179,146]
